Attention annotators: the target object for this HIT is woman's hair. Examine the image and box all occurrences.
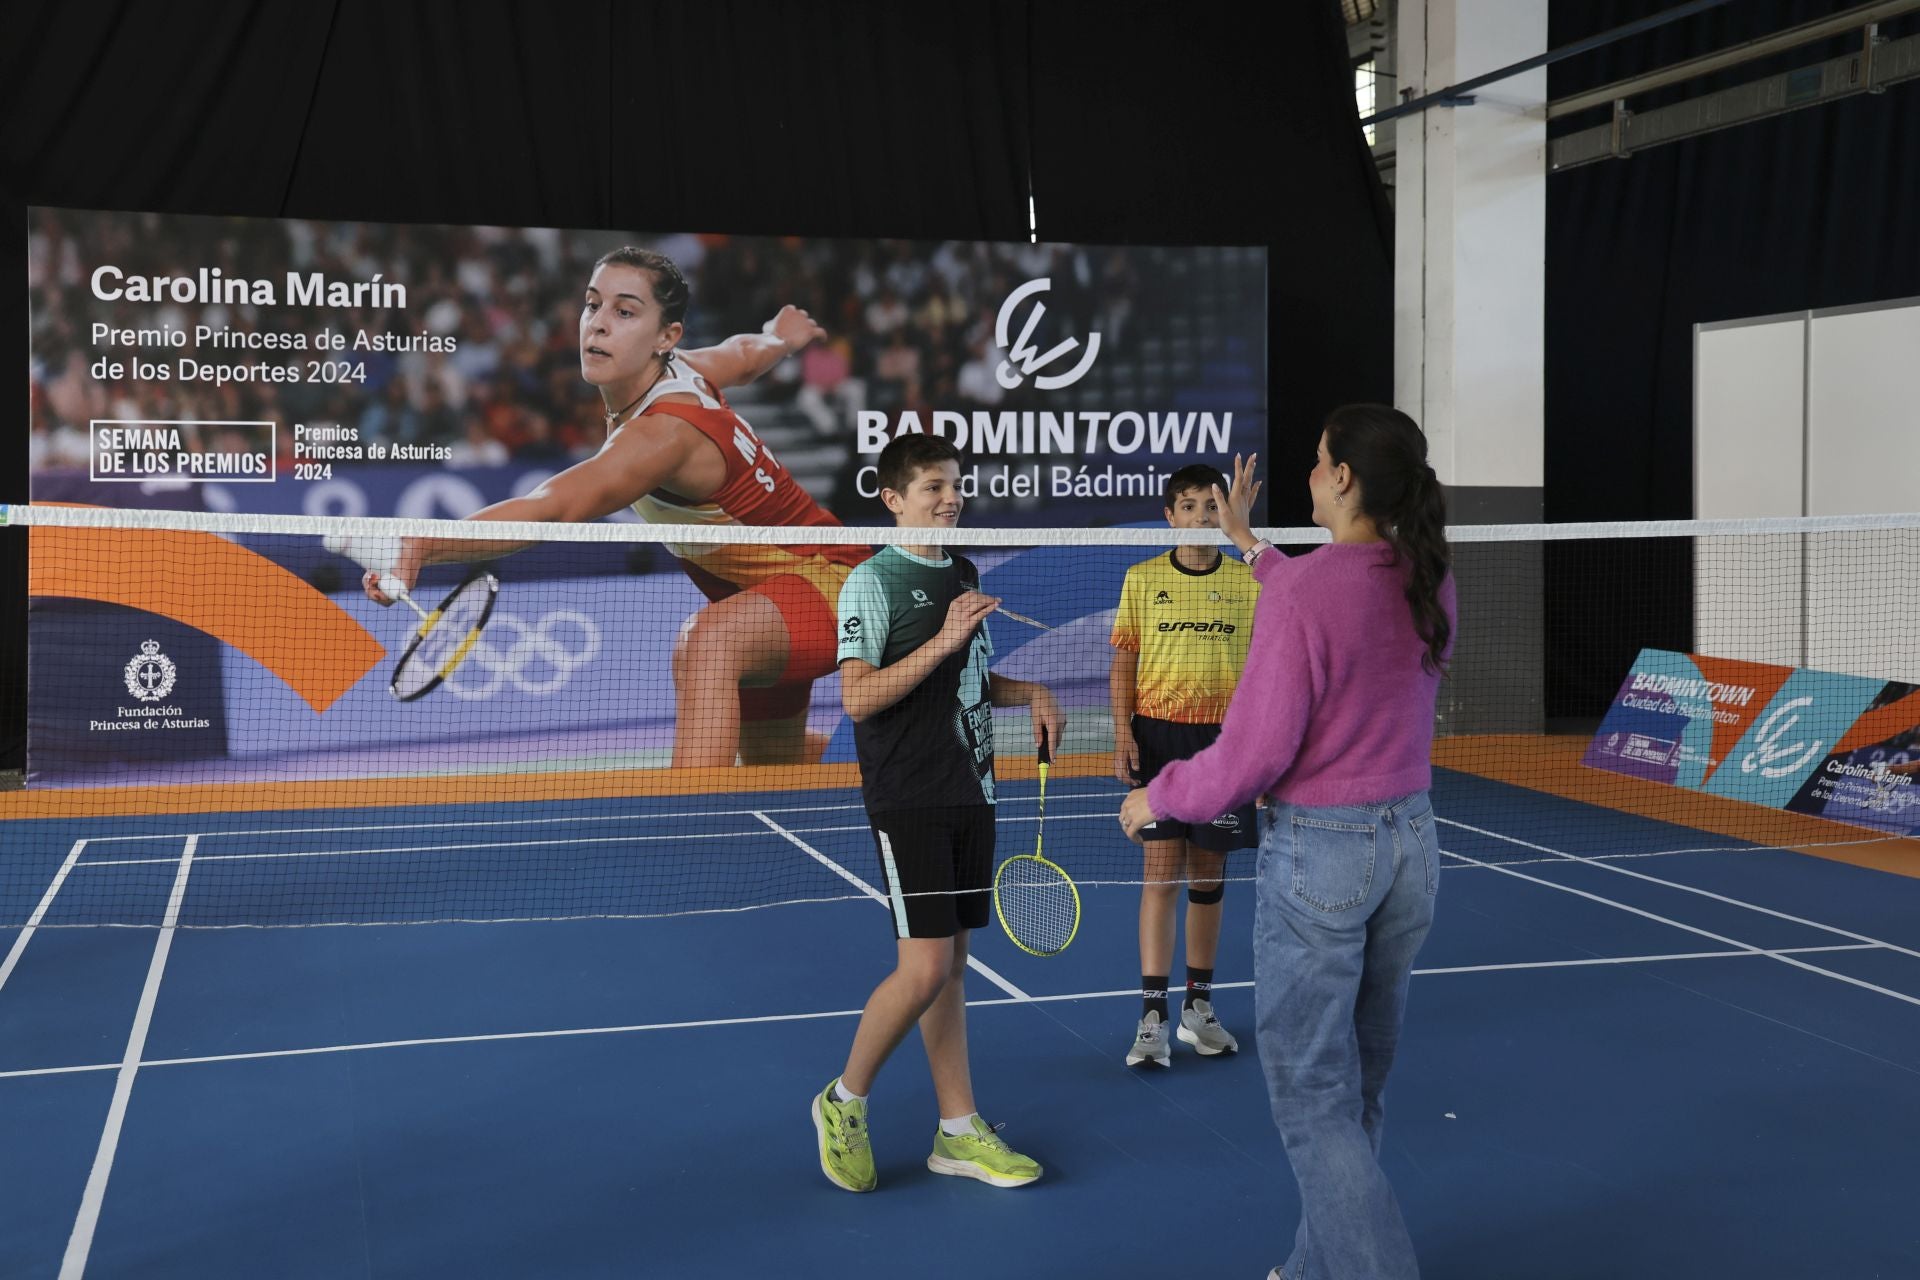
[1323,404,1452,674]
[593,246,691,328]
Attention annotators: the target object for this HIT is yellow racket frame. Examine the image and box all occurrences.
[993,852,1081,957]
[992,745,1082,956]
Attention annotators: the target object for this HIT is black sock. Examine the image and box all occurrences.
[1142,975,1169,1022]
[1184,968,1214,1011]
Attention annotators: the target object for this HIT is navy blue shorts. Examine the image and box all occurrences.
[1132,716,1258,851]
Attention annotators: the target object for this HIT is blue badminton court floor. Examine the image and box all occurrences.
[4,771,1919,1278]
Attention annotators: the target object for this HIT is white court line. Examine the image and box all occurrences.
[1441,844,1920,1010]
[78,809,1121,871]
[78,803,874,844]
[0,840,87,995]
[1396,941,1880,976]
[5,892,919,934]
[785,812,1122,836]
[1437,835,1914,872]
[1440,817,1920,963]
[61,834,198,1280]
[76,786,1133,844]
[79,827,774,869]
[77,808,1135,870]
[0,941,1885,1083]
[752,811,1031,1002]
[4,1007,873,1079]
[1439,844,1766,872]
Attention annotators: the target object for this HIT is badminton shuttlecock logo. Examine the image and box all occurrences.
[1740,695,1823,780]
[995,278,1102,391]
[123,639,178,702]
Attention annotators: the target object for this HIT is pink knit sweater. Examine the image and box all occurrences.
[1148,540,1456,820]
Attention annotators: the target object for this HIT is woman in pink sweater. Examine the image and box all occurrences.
[1121,405,1455,1280]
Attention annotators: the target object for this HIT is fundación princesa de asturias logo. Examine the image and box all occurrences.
[995,278,1102,391]
[124,639,177,702]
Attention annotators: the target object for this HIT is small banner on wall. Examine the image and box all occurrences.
[1585,649,1920,836]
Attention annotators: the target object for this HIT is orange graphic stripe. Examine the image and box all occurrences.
[1690,655,1796,782]
[29,525,385,712]
[1830,686,1920,757]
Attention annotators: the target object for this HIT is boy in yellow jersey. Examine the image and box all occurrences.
[1110,464,1260,1067]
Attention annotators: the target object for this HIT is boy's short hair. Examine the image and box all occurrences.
[1163,464,1228,510]
[877,432,963,496]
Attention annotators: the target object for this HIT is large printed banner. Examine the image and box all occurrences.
[25,209,1265,788]
[1584,649,1920,836]
[29,208,1267,525]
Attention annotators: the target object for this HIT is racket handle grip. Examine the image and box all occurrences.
[1037,724,1051,766]
[323,533,409,602]
[323,532,401,575]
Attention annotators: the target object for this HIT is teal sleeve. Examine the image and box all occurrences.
[835,564,890,666]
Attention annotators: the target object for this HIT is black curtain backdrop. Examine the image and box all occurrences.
[1547,0,1920,522]
[1543,0,1920,722]
[0,0,1392,770]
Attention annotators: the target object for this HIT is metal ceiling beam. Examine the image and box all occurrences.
[1549,0,1920,118]
[1360,0,1736,128]
[1549,24,1920,171]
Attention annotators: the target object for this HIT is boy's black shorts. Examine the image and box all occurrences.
[867,805,996,938]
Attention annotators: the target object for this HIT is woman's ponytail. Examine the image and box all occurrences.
[1323,406,1452,674]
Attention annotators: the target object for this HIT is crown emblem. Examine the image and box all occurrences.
[124,639,178,702]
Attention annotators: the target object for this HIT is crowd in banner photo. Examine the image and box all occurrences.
[31,210,1265,525]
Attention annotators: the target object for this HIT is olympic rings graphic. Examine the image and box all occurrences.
[442,609,603,699]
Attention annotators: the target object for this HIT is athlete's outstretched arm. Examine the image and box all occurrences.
[362,419,695,603]
[677,305,826,389]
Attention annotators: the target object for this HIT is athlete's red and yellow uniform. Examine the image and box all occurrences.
[629,354,869,719]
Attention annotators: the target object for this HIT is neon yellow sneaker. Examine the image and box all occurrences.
[812,1079,876,1192]
[926,1116,1042,1188]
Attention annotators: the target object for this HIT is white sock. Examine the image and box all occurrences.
[833,1079,866,1104]
[940,1113,979,1137]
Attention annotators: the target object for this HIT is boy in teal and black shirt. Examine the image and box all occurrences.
[811,432,1063,1194]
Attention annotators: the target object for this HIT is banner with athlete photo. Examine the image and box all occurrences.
[1585,649,1920,836]
[29,207,1266,526]
[25,208,1265,789]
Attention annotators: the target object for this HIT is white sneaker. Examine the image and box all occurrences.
[1177,998,1239,1055]
[1125,1010,1171,1067]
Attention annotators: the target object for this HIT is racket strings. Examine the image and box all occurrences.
[997,856,1078,955]
[391,574,497,700]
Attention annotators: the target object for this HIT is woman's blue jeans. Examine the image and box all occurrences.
[1255,792,1438,1280]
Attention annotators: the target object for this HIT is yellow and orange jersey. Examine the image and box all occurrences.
[1110,550,1259,724]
